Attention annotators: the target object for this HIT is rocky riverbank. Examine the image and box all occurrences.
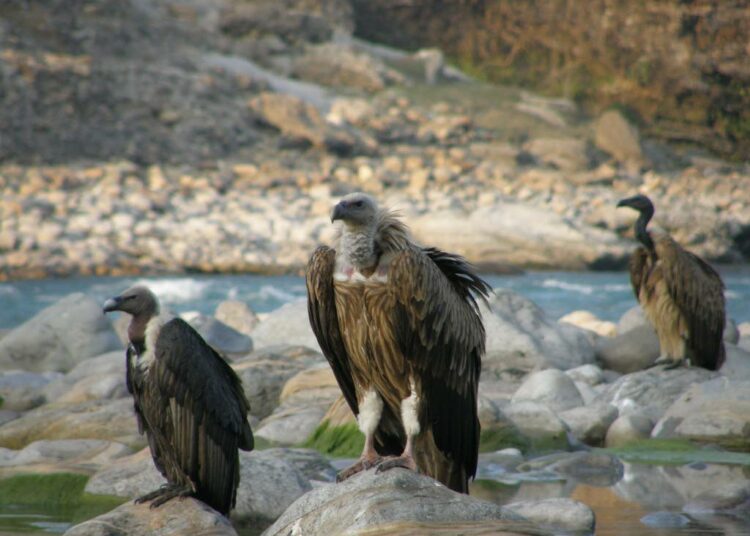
[2,0,750,281]
[1,290,749,534]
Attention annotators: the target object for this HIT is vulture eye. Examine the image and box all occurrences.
[354,201,363,208]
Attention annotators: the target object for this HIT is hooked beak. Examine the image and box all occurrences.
[331,202,346,223]
[102,296,122,313]
[616,197,635,208]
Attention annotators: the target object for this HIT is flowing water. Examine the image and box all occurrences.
[1,268,749,534]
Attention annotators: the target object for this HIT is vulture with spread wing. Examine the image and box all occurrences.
[306,193,491,493]
[103,286,254,515]
[617,194,726,370]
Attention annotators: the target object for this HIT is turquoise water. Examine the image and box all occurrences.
[1,268,749,329]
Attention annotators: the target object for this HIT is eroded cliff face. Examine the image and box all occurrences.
[351,0,750,160]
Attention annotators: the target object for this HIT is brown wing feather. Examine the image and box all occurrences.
[654,236,726,370]
[628,247,650,300]
[388,247,488,489]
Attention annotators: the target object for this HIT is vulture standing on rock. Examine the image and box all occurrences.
[306,192,491,493]
[617,194,726,370]
[103,286,254,515]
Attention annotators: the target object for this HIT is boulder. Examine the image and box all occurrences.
[503,401,570,451]
[250,301,320,352]
[0,293,121,372]
[0,370,62,410]
[595,367,717,420]
[617,306,647,335]
[184,313,253,357]
[605,413,654,447]
[262,468,541,536]
[521,137,590,171]
[481,290,595,374]
[42,351,124,403]
[63,497,237,536]
[594,109,644,166]
[215,300,259,336]
[232,345,323,420]
[0,398,140,450]
[595,324,659,373]
[559,310,616,337]
[0,438,130,472]
[503,498,595,534]
[560,403,619,445]
[511,369,584,412]
[651,377,750,444]
[719,344,750,380]
[565,364,605,386]
[254,363,340,445]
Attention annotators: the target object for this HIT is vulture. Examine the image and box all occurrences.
[306,192,491,493]
[103,286,253,515]
[617,194,726,370]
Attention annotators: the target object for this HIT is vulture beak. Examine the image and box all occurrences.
[616,197,634,208]
[331,202,347,223]
[102,296,123,313]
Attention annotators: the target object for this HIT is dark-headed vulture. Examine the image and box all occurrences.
[306,192,491,493]
[103,286,253,515]
[617,194,726,370]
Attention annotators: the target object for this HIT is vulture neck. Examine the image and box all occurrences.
[127,314,155,347]
[340,223,378,271]
[635,208,655,253]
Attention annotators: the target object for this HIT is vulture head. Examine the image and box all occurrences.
[331,192,378,227]
[617,194,654,215]
[103,285,160,319]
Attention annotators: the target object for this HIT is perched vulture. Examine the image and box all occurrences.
[306,192,491,493]
[617,194,726,370]
[103,286,253,515]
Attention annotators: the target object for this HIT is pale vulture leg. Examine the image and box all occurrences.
[337,389,384,482]
[376,381,419,474]
[136,483,194,509]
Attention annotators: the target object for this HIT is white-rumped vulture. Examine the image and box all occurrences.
[103,286,253,515]
[306,192,490,493]
[617,194,726,370]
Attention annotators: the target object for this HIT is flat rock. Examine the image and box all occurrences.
[0,370,62,410]
[511,369,584,412]
[560,403,619,445]
[595,324,660,373]
[565,364,605,386]
[595,367,717,419]
[262,468,542,536]
[0,398,139,450]
[482,290,595,374]
[42,351,124,403]
[604,413,654,447]
[250,301,320,352]
[504,401,570,450]
[184,313,253,357]
[652,377,750,443]
[503,498,595,534]
[64,497,237,536]
[0,438,130,473]
[0,293,121,372]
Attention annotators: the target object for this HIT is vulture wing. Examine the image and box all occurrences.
[151,318,253,513]
[389,247,489,482]
[628,247,650,300]
[655,238,726,370]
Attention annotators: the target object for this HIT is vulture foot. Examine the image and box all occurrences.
[135,484,193,509]
[336,456,383,482]
[375,454,418,474]
[650,355,686,370]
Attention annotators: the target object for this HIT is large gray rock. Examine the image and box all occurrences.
[605,413,654,447]
[482,290,595,374]
[0,398,139,450]
[594,109,644,165]
[184,313,253,357]
[617,306,647,335]
[0,370,62,410]
[215,300,259,336]
[511,369,584,411]
[232,346,323,420]
[503,498,595,534]
[719,344,750,380]
[42,351,126,404]
[250,301,320,352]
[560,403,619,445]
[0,293,121,372]
[262,468,541,536]
[0,438,130,471]
[595,324,660,373]
[504,401,570,450]
[565,364,605,386]
[652,377,750,442]
[595,367,717,420]
[64,497,237,536]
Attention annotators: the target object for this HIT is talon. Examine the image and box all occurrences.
[375,454,418,473]
[336,456,383,482]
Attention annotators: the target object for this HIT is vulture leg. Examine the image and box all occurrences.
[336,390,383,482]
[376,381,419,475]
[651,355,686,369]
[135,483,193,508]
